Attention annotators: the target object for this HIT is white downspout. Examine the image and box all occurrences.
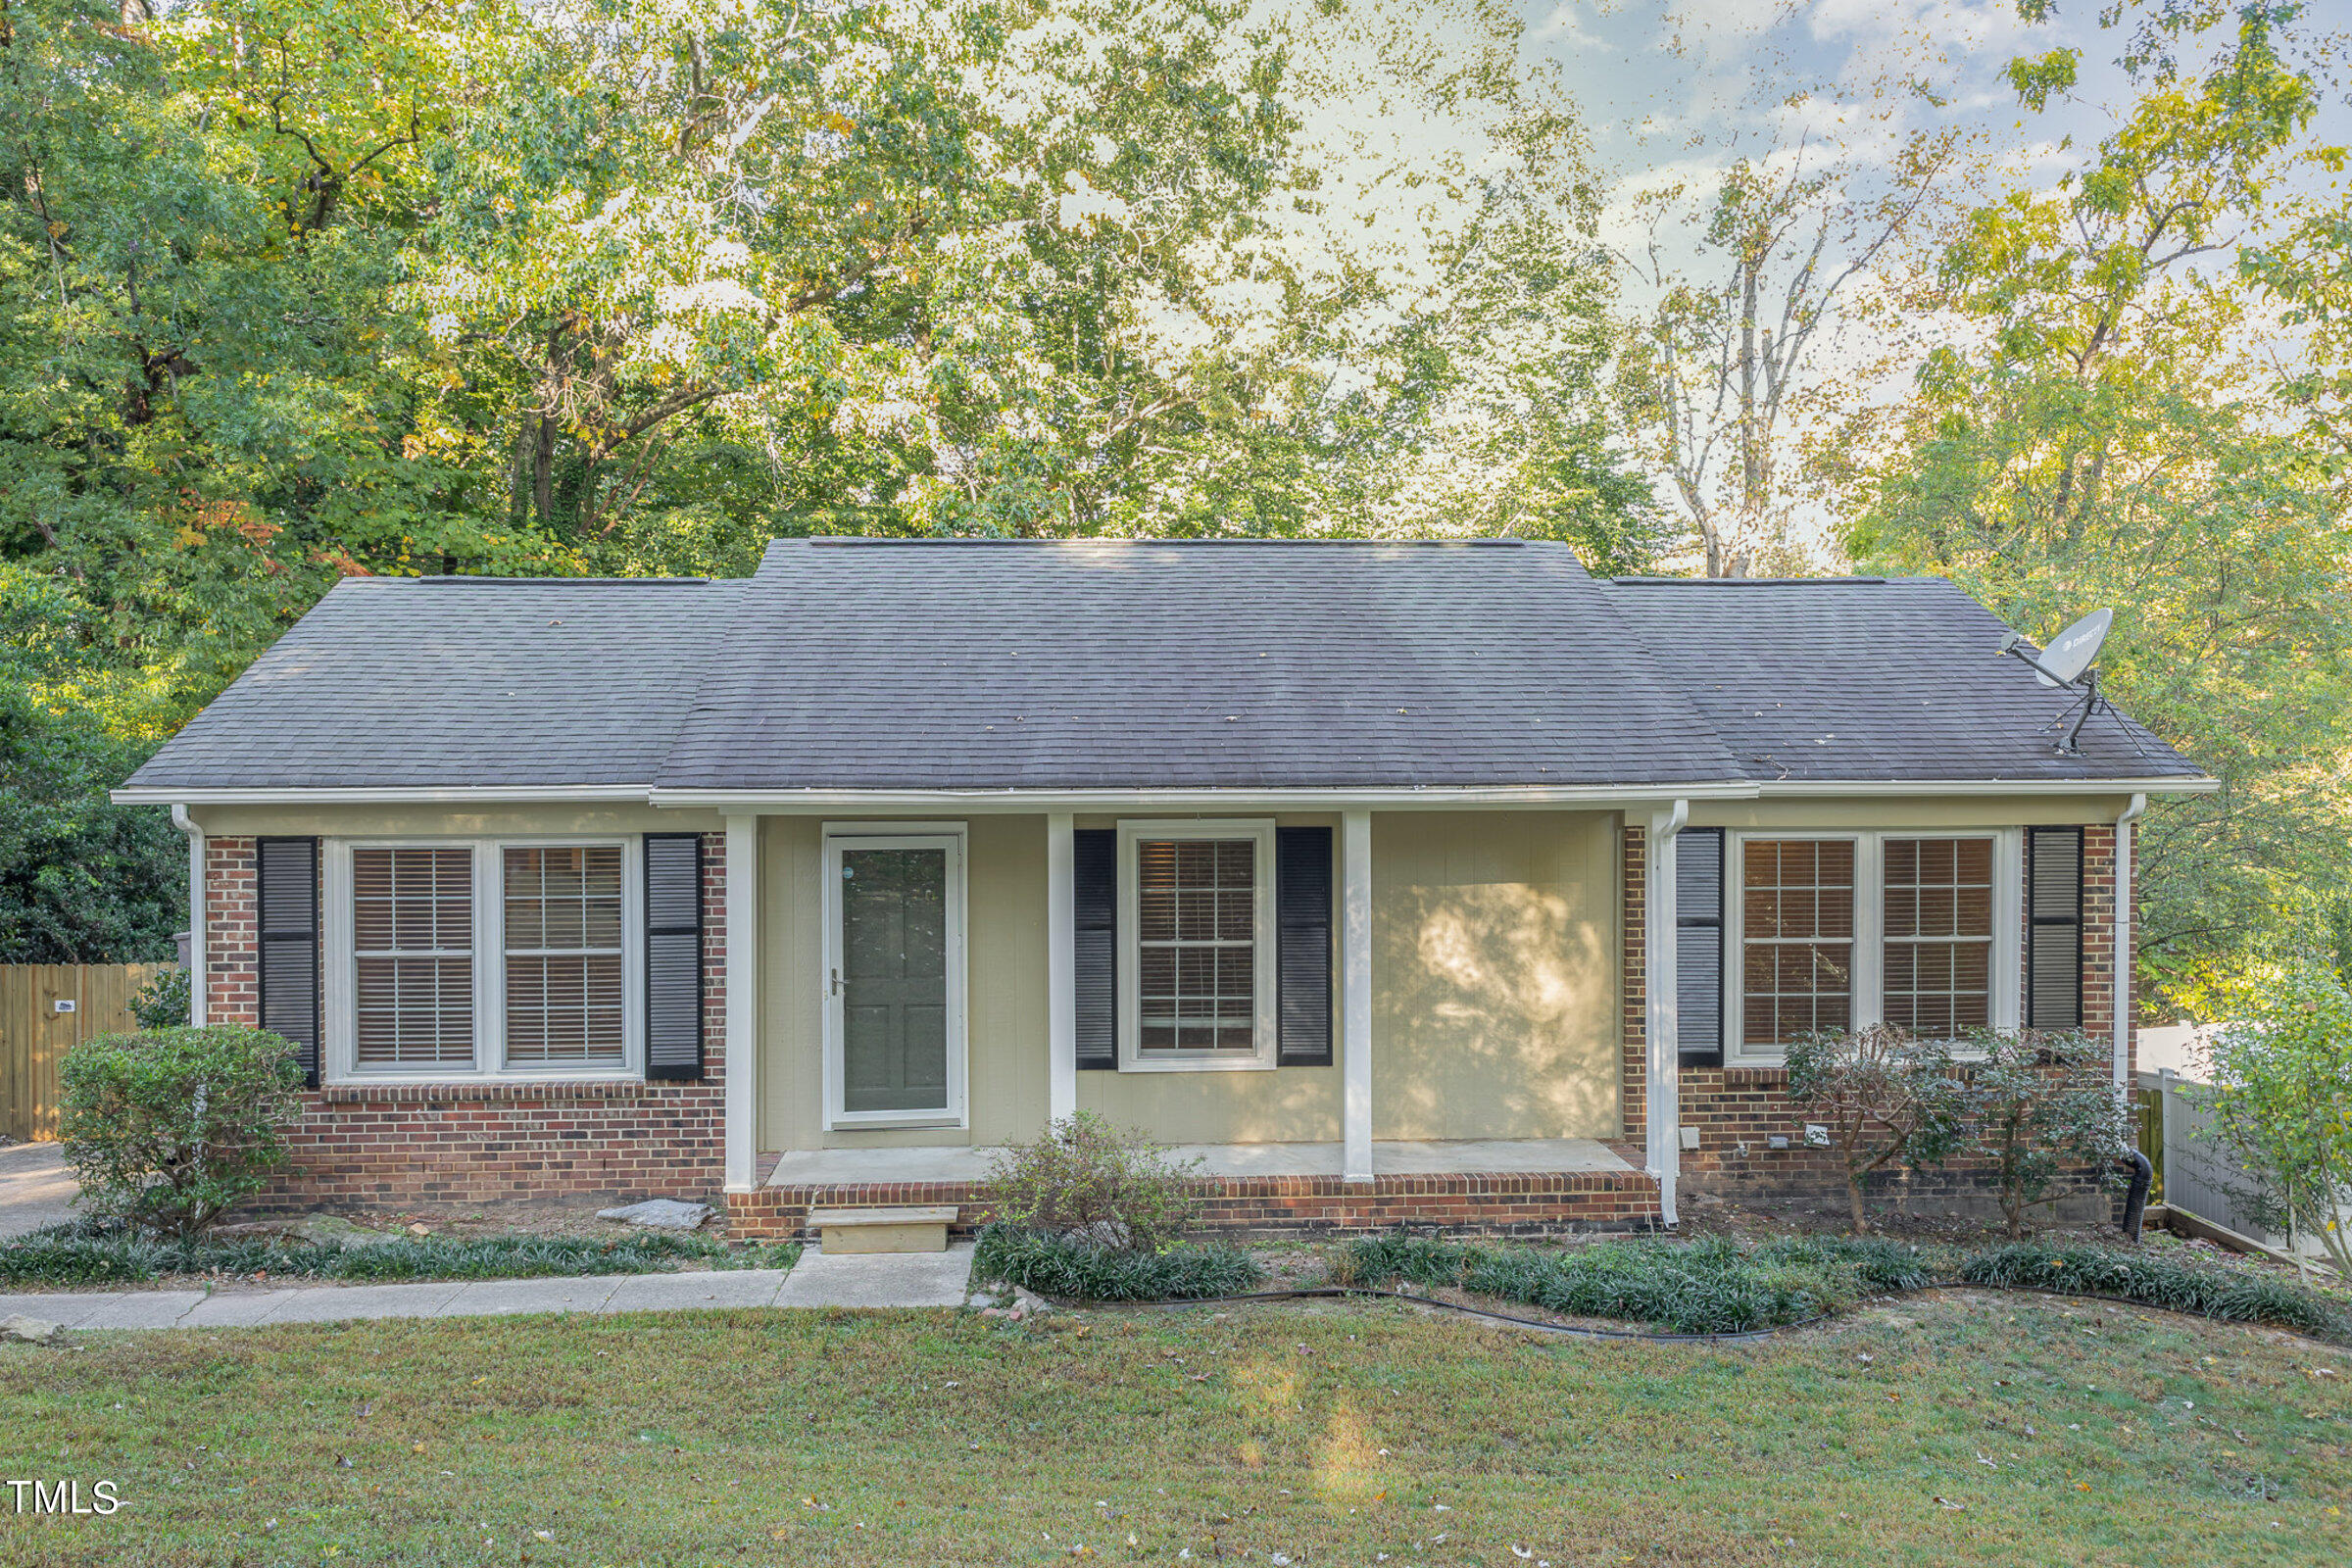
[172,805,206,1027]
[2113,792,2146,1094]
[1644,799,1689,1227]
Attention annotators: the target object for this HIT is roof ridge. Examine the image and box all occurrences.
[797,535,1532,548]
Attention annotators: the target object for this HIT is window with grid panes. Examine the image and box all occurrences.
[1740,838,1855,1049]
[1135,838,1258,1054]
[353,847,475,1068]
[503,846,626,1066]
[1881,837,1995,1037]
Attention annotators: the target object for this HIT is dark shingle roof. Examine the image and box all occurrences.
[120,576,741,791]
[660,539,1742,790]
[1600,575,2198,783]
[118,544,2202,796]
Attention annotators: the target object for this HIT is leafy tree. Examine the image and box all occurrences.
[1830,5,2352,1003]
[2201,960,2352,1276]
[0,565,180,961]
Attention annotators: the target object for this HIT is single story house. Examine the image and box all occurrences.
[113,539,2211,1236]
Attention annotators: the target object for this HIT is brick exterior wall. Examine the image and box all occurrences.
[203,836,259,1026]
[206,832,729,1212]
[1669,821,2132,1204]
[727,1169,1663,1242]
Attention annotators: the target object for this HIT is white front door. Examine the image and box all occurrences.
[822,828,967,1129]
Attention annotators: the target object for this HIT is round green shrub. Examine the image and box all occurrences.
[57,1025,306,1240]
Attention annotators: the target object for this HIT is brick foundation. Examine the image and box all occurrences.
[727,1168,1664,1241]
[1671,823,2131,1202]
[207,832,729,1212]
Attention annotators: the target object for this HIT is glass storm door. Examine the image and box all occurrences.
[823,832,964,1126]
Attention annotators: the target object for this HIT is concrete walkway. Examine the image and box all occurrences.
[0,1142,77,1240]
[773,1244,976,1308]
[0,1268,800,1330]
[0,1244,984,1330]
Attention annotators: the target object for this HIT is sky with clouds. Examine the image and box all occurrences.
[1501,1,2350,562]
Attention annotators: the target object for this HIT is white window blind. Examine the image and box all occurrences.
[1882,836,1995,1037]
[1136,838,1257,1053]
[353,847,475,1068]
[503,846,625,1067]
[1740,838,1854,1049]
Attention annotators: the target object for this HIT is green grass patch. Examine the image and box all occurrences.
[1343,1233,2352,1343]
[1,1292,2345,1565]
[0,1222,799,1288]
[972,1223,1262,1300]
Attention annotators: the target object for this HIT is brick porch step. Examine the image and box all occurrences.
[807,1204,957,1254]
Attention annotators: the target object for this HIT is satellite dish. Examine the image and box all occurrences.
[2033,608,2112,689]
[1992,607,2121,756]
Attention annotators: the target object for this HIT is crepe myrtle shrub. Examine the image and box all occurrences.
[1958,1028,2132,1239]
[984,1111,1205,1251]
[57,1026,306,1240]
[2200,960,2352,1277]
[1784,1023,1967,1235]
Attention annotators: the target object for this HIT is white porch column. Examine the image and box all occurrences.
[723,812,762,1195]
[1047,811,1077,1124]
[1341,809,1374,1184]
[173,806,205,1028]
[1644,801,1689,1227]
[2113,793,2146,1093]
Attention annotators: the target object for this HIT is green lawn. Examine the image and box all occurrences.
[1,1291,2346,1566]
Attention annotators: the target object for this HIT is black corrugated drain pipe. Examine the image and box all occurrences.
[2119,1150,2154,1244]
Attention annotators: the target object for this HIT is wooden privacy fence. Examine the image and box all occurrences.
[0,964,169,1142]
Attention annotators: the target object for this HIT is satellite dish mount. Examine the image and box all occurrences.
[1994,609,2113,757]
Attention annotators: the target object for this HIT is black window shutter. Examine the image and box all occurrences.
[2027,826,2084,1030]
[256,837,320,1088]
[1674,828,1725,1068]
[1276,826,1334,1067]
[1073,830,1118,1069]
[644,834,705,1081]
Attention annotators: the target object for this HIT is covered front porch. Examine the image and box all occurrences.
[727,1137,1663,1240]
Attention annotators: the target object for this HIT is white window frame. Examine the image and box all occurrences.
[320,836,646,1085]
[1116,818,1279,1073]
[820,822,969,1131]
[1724,828,2021,1066]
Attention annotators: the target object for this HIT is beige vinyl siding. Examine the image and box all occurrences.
[759,814,1051,1152]
[1371,810,1622,1142]
[1079,1055,1343,1144]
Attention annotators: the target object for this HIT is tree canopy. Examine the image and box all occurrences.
[1,0,1657,957]
[4,0,2349,1002]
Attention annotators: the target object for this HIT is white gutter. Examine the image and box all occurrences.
[113,775,2219,809]
[2113,792,2147,1093]
[172,806,205,1027]
[1644,799,1689,1227]
[1748,776,2217,798]
[113,784,654,807]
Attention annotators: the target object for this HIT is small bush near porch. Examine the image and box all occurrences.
[978,1112,1264,1299]
[4,1286,2345,1565]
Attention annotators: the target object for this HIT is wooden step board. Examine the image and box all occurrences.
[808,1204,957,1254]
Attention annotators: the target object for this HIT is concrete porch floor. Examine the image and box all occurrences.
[761,1137,1637,1187]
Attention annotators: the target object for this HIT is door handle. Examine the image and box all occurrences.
[829,967,843,997]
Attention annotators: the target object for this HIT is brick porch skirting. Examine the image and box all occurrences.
[727,1169,1664,1241]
